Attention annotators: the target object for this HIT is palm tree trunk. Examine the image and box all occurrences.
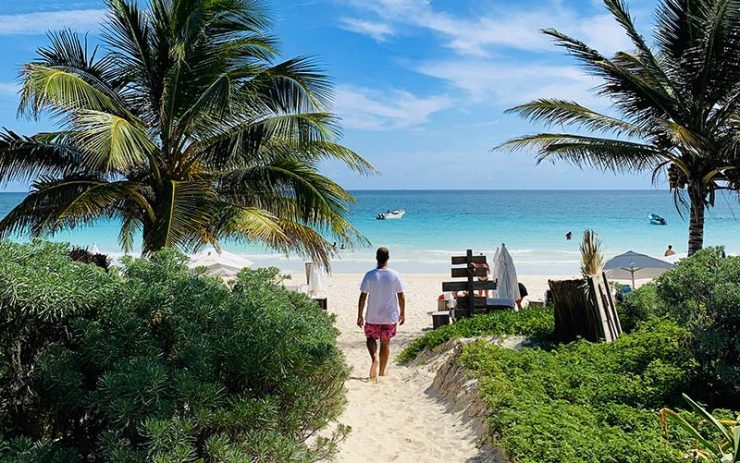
[688,185,705,256]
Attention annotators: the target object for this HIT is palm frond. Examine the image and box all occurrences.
[0,130,86,184]
[18,64,123,118]
[0,177,146,238]
[240,57,333,114]
[70,110,155,171]
[542,28,686,123]
[146,180,216,253]
[505,99,645,136]
[500,133,666,172]
[218,206,339,269]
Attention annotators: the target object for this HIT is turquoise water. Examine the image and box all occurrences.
[1,190,738,274]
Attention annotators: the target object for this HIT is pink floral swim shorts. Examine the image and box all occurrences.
[364,323,397,341]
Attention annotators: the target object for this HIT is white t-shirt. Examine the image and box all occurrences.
[360,267,404,324]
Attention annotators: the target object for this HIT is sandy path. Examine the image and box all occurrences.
[310,273,554,463]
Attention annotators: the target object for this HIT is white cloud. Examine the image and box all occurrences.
[0,9,106,36]
[0,82,20,96]
[340,18,394,42]
[334,85,452,130]
[418,60,604,107]
[338,0,634,57]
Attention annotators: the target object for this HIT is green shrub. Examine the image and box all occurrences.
[618,283,661,332]
[0,241,348,462]
[618,248,740,407]
[461,319,701,463]
[655,248,740,406]
[397,307,554,363]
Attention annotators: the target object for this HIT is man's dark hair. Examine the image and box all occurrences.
[376,247,390,267]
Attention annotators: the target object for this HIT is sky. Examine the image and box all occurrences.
[0,0,663,191]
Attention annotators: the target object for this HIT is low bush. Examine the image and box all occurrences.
[461,319,701,463]
[0,241,348,462]
[618,283,661,332]
[618,247,740,407]
[397,307,554,363]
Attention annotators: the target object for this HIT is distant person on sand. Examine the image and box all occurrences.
[565,231,573,240]
[664,245,676,257]
[357,247,405,382]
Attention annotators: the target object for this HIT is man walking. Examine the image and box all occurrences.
[357,247,405,381]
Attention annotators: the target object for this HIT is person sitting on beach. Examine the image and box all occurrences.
[664,245,676,256]
[357,247,405,381]
[472,252,491,297]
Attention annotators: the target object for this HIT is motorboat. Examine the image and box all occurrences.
[649,213,667,225]
[376,209,405,220]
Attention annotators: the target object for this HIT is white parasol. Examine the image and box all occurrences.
[493,243,520,302]
[603,250,674,288]
[188,248,254,277]
[308,262,324,295]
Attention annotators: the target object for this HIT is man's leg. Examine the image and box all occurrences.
[366,336,379,380]
[379,340,391,376]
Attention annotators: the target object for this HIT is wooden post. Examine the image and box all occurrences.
[466,249,474,318]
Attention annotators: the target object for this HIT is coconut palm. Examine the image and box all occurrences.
[499,0,740,255]
[0,0,374,267]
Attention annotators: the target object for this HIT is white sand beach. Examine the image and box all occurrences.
[309,273,560,463]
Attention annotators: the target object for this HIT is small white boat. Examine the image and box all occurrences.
[376,209,405,220]
[649,213,667,225]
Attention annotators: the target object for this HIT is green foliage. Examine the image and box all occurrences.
[397,307,554,363]
[0,241,348,462]
[661,394,740,463]
[0,0,375,267]
[461,319,701,463]
[618,283,661,332]
[619,248,740,407]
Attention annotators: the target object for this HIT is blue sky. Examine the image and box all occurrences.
[0,0,662,191]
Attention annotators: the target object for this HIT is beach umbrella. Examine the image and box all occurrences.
[188,249,254,277]
[603,250,674,288]
[90,243,100,254]
[494,243,520,303]
[308,262,324,295]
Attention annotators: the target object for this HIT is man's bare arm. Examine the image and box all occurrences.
[397,292,405,325]
[357,293,367,327]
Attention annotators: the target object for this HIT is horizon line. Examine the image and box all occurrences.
[0,188,670,194]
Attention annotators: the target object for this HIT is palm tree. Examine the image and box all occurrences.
[0,0,374,267]
[499,0,740,255]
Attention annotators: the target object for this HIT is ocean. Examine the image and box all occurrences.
[1,190,738,274]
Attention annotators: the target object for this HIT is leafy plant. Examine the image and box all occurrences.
[660,394,740,463]
[498,0,740,255]
[397,307,554,363]
[0,0,374,267]
[461,319,702,463]
[617,248,740,407]
[0,241,349,461]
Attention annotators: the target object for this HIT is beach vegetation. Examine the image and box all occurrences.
[397,307,554,363]
[619,247,740,408]
[499,0,740,255]
[0,0,373,267]
[0,240,348,461]
[660,394,740,463]
[460,319,706,463]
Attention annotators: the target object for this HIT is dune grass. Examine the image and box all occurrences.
[397,307,554,363]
